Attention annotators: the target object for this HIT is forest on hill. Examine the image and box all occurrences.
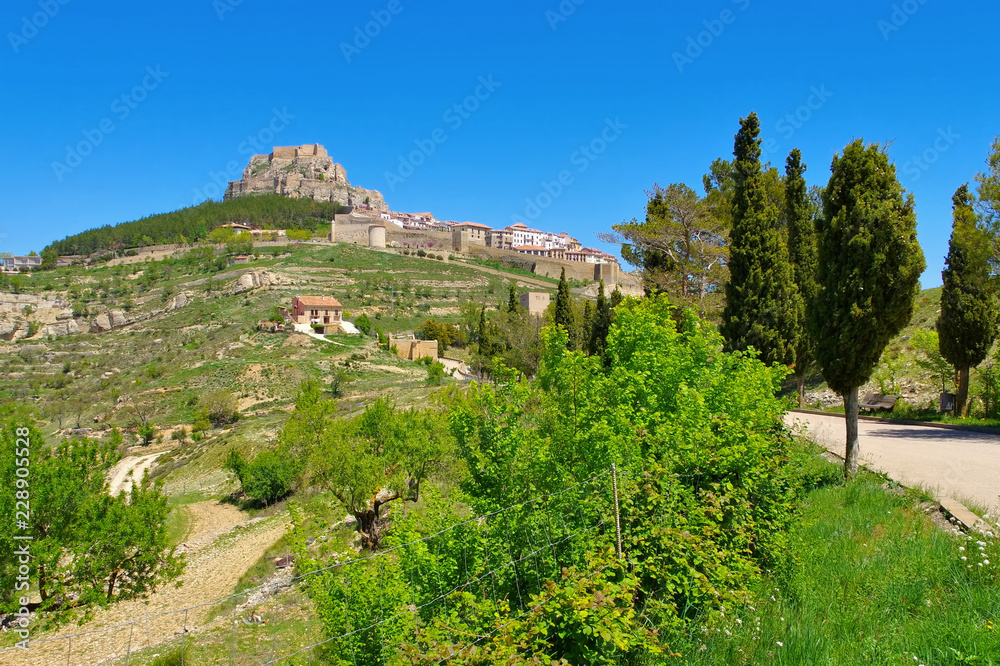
[45,195,343,256]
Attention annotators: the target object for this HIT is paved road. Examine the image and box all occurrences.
[785,411,1000,513]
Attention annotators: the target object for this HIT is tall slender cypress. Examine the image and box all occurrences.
[554,268,574,349]
[507,284,519,313]
[720,113,800,366]
[785,149,819,405]
[588,279,612,360]
[813,140,925,477]
[938,184,998,416]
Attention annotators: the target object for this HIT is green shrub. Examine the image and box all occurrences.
[198,389,239,426]
[427,361,445,386]
[224,448,301,505]
[354,314,372,336]
[137,423,156,446]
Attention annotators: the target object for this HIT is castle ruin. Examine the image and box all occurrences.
[225,144,389,213]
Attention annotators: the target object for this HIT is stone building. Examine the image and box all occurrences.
[290,296,343,334]
[519,292,551,318]
[389,336,439,362]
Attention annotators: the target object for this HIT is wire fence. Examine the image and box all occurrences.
[2,468,623,665]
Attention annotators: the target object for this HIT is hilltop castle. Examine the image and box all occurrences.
[224,144,389,213]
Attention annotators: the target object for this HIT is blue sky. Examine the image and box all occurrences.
[1,0,997,287]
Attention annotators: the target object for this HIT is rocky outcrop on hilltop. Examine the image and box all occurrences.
[225,144,389,213]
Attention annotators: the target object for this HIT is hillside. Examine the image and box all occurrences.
[3,242,998,664]
[2,242,554,428]
[0,240,571,659]
[44,195,344,256]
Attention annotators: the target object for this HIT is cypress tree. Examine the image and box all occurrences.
[507,284,519,313]
[589,279,612,360]
[813,140,925,477]
[720,113,800,366]
[582,300,594,352]
[477,306,497,374]
[554,268,574,349]
[785,149,819,405]
[938,184,998,416]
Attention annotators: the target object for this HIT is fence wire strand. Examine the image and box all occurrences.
[3,468,624,665]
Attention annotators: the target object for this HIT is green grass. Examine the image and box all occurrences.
[803,402,1000,431]
[164,505,193,547]
[685,473,1000,665]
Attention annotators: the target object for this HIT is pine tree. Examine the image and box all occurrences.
[785,149,819,405]
[720,113,800,367]
[812,140,925,477]
[554,268,574,349]
[938,184,998,416]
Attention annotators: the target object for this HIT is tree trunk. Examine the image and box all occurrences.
[106,569,119,602]
[844,387,860,478]
[38,563,48,602]
[797,373,807,408]
[354,508,379,550]
[956,366,970,417]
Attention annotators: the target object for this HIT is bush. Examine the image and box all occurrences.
[427,362,446,386]
[224,448,301,505]
[137,423,156,446]
[199,389,240,426]
[330,367,350,398]
[354,314,373,336]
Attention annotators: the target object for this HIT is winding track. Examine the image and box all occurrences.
[785,410,1000,514]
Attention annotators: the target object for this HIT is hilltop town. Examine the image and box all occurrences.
[224,144,619,269]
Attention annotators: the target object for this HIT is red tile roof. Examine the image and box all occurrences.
[296,296,343,307]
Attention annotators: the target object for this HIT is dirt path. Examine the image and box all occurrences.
[106,452,166,496]
[7,504,288,666]
[786,411,1000,514]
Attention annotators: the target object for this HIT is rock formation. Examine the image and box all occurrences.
[90,309,130,333]
[233,271,280,295]
[225,144,389,213]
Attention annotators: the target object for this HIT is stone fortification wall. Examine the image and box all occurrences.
[226,144,388,212]
[385,228,452,250]
[271,144,327,160]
